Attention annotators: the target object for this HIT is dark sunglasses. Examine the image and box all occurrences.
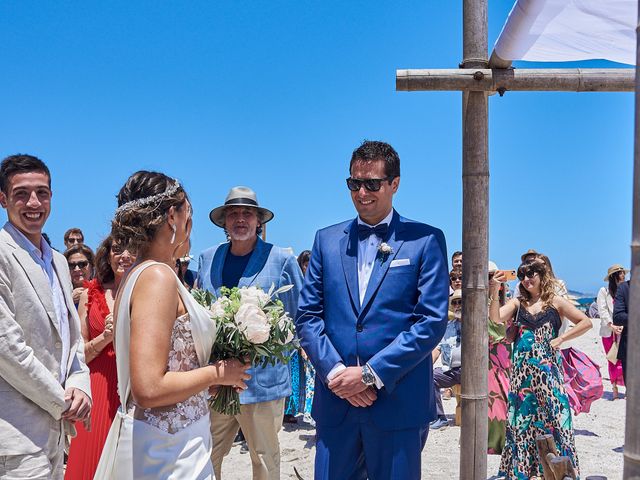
[68,260,89,270]
[111,244,136,255]
[450,276,462,282]
[451,299,462,306]
[517,270,538,281]
[346,176,395,192]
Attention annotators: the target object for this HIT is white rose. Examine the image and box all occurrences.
[239,286,270,308]
[277,313,294,344]
[210,297,230,319]
[235,303,271,344]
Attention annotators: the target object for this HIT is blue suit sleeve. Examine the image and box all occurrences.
[367,228,449,394]
[296,231,344,383]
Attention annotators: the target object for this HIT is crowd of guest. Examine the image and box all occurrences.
[1,150,630,480]
[56,219,629,479]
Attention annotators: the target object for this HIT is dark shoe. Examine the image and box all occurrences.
[430,417,449,430]
[233,430,245,445]
[240,441,249,454]
[283,414,297,424]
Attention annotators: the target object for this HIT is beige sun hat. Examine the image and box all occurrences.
[450,289,462,301]
[520,249,539,262]
[209,186,274,228]
[604,264,628,282]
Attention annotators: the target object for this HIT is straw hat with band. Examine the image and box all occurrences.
[604,264,628,282]
[209,186,274,228]
[520,249,539,262]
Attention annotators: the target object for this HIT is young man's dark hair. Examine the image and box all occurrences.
[452,251,462,261]
[0,154,51,194]
[350,140,400,179]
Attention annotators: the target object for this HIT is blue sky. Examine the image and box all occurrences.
[0,1,633,293]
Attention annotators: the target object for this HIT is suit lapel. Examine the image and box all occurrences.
[51,254,75,336]
[9,237,62,337]
[360,211,405,313]
[238,238,272,288]
[340,220,360,312]
[210,243,229,293]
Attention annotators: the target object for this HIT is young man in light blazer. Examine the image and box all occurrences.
[0,154,91,479]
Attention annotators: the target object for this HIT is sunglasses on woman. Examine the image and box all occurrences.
[68,260,89,270]
[517,270,538,281]
[346,176,395,192]
[451,299,462,306]
[111,244,136,255]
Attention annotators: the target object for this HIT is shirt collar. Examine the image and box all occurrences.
[357,209,394,228]
[4,221,48,261]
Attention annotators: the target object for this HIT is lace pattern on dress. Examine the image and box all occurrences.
[128,313,208,434]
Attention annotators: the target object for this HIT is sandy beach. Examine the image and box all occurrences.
[219,320,626,479]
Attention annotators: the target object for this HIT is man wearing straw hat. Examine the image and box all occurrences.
[197,186,304,480]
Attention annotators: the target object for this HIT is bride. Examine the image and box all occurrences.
[95,171,250,479]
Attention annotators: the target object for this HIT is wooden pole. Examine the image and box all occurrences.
[460,0,489,478]
[623,2,640,477]
[396,68,635,93]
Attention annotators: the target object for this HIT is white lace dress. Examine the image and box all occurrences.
[95,262,217,480]
[130,313,209,434]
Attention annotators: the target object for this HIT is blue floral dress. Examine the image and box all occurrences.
[499,306,579,479]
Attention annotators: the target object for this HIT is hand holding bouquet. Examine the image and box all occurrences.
[192,284,296,415]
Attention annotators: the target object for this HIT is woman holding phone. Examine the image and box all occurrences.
[490,259,592,479]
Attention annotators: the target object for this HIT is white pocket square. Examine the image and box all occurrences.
[390,258,410,267]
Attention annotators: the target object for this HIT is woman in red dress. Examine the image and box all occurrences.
[65,236,135,480]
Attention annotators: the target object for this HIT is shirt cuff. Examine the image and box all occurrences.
[367,363,384,389]
[327,363,346,382]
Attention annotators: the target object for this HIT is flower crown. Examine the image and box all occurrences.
[114,180,181,216]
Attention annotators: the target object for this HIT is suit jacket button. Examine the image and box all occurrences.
[356,324,363,332]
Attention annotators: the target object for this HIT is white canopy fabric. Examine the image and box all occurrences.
[494,0,637,65]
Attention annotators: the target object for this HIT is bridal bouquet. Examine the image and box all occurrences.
[191,284,296,415]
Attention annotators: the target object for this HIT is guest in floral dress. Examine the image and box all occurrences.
[487,261,510,455]
[490,259,592,479]
[295,250,316,425]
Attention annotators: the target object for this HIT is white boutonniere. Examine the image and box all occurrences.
[377,242,393,264]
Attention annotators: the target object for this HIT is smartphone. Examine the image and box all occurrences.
[496,269,517,281]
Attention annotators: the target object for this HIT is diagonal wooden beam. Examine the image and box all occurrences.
[396,68,635,93]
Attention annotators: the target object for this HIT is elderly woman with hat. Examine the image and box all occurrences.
[197,186,304,480]
[597,264,627,399]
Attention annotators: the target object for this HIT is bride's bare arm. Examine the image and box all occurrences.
[129,265,250,409]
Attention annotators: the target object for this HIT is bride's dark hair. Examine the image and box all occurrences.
[111,171,188,255]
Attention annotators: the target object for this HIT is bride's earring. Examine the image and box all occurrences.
[170,224,176,244]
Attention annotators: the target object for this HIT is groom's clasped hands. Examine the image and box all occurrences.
[328,367,377,407]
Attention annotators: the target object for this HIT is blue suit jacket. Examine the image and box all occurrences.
[198,237,304,404]
[296,211,449,430]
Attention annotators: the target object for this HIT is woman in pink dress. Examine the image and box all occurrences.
[596,264,626,399]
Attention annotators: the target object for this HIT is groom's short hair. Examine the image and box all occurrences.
[350,140,400,178]
[0,154,51,194]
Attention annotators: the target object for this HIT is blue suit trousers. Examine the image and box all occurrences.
[314,407,428,480]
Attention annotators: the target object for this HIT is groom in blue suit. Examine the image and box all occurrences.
[296,141,449,479]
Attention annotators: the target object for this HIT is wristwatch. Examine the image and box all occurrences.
[361,364,376,387]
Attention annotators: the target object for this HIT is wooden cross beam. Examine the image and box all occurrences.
[396,68,635,93]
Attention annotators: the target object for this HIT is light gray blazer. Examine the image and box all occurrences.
[0,227,91,455]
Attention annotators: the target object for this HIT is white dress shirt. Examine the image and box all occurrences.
[327,210,394,389]
[5,222,71,383]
